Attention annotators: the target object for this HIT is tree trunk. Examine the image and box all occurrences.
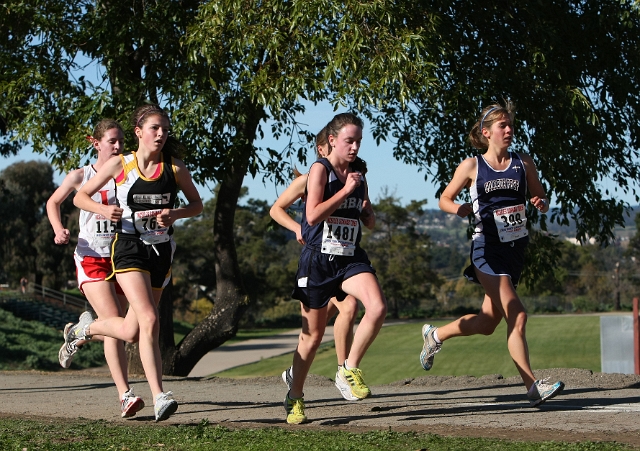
[125,342,144,375]
[161,102,264,376]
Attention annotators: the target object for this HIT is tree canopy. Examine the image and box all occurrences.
[0,161,75,286]
[2,0,640,374]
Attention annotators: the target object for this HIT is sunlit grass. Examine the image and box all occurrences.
[216,316,600,385]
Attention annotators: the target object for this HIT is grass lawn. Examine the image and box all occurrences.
[0,418,628,451]
[215,316,601,385]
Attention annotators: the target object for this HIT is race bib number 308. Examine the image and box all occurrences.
[493,204,528,242]
[321,216,359,256]
[134,209,171,245]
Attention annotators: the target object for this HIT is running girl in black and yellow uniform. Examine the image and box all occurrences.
[67,104,203,422]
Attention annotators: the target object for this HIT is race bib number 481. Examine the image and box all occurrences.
[321,216,359,256]
[493,204,528,242]
[134,209,171,245]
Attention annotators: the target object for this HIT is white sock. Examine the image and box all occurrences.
[433,329,442,344]
[344,360,351,371]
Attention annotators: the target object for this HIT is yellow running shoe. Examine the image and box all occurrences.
[337,366,371,399]
[284,393,308,424]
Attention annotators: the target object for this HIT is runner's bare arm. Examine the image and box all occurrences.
[270,175,308,244]
[305,163,360,226]
[521,153,549,213]
[156,158,203,228]
[360,177,375,230]
[439,158,476,218]
[46,168,85,245]
[74,157,123,222]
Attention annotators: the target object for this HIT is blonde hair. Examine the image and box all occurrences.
[468,100,515,149]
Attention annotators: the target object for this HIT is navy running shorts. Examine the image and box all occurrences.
[108,233,176,290]
[463,235,528,287]
[292,245,376,309]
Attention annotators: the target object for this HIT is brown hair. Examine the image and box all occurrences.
[326,112,364,146]
[92,119,123,141]
[293,125,332,178]
[132,104,169,130]
[316,126,329,157]
[468,100,515,150]
[131,104,183,158]
[351,157,368,176]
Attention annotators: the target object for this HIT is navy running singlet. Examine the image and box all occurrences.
[301,158,366,256]
[470,152,528,244]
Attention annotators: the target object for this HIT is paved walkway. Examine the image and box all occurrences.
[187,320,419,377]
[188,326,335,377]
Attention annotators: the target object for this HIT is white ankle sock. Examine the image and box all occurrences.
[433,329,442,344]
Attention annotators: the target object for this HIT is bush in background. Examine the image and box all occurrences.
[0,308,105,371]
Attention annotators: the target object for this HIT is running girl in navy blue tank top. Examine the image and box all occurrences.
[419,101,564,407]
[284,113,387,424]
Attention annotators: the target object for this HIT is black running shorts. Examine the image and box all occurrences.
[108,234,176,289]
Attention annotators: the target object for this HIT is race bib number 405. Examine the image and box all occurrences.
[493,204,528,242]
[134,209,171,245]
[321,216,359,256]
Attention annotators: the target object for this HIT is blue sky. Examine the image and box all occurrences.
[1,103,635,210]
[0,105,443,209]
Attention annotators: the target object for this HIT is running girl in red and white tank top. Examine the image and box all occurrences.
[46,119,144,418]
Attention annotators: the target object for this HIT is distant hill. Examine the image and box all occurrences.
[416,205,639,246]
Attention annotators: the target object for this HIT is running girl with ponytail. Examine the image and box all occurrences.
[65,104,203,421]
[419,101,564,407]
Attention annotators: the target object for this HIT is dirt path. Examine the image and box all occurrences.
[2,368,639,448]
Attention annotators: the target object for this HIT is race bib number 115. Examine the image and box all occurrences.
[92,216,116,247]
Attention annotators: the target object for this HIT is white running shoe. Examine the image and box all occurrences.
[281,367,293,390]
[121,388,145,418]
[67,311,95,342]
[58,323,78,368]
[154,391,178,422]
[334,370,360,401]
[419,324,441,371]
[527,378,565,407]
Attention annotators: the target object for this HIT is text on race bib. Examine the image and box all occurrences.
[493,204,528,242]
[321,216,359,256]
[90,214,116,247]
[134,209,171,245]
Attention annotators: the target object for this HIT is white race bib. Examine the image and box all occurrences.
[89,214,116,248]
[321,216,359,256]
[134,209,171,245]
[493,204,528,242]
